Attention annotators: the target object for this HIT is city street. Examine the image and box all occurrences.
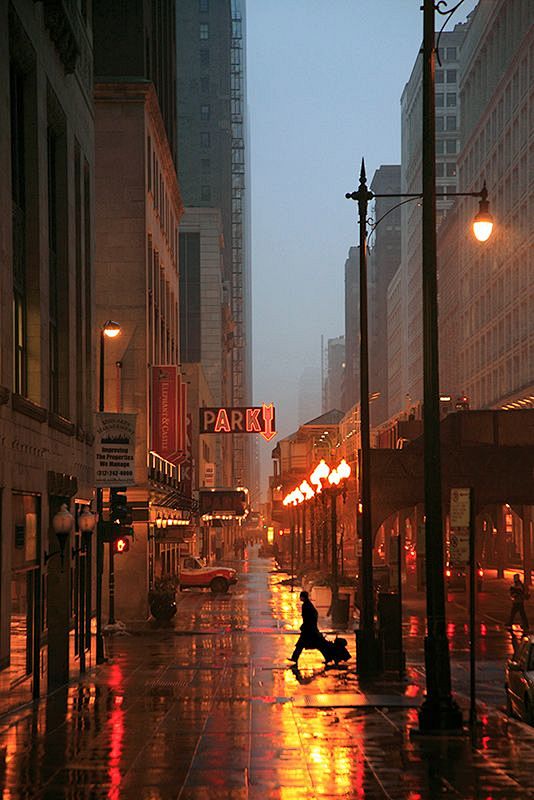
[0,549,533,800]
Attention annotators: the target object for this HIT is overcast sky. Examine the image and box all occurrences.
[247,0,478,495]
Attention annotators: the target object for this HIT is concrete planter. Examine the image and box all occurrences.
[311,585,331,612]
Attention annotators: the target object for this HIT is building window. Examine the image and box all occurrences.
[199,0,209,11]
[200,49,209,67]
[47,127,59,414]
[436,162,444,177]
[146,135,152,192]
[200,104,210,121]
[201,158,211,172]
[446,69,457,83]
[46,94,69,418]
[201,185,211,201]
[10,63,27,396]
[200,23,209,40]
[446,92,456,107]
[436,69,444,83]
[436,116,444,132]
[436,140,445,155]
[446,163,456,177]
[446,139,457,154]
[446,47,457,61]
[200,131,210,148]
[436,93,444,108]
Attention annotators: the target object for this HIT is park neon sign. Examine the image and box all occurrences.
[200,404,276,442]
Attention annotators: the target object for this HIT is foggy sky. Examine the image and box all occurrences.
[247,0,478,496]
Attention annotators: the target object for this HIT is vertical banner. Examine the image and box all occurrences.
[151,365,180,462]
[176,377,188,463]
[180,414,193,497]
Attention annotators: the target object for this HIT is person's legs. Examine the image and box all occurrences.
[290,636,304,662]
[508,604,519,628]
[519,604,529,631]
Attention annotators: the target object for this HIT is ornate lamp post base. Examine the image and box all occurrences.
[417,635,463,732]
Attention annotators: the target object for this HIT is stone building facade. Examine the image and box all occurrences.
[442,0,534,410]
[0,0,96,711]
[94,81,184,621]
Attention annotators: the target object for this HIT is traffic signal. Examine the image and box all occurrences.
[109,487,133,525]
[112,536,130,554]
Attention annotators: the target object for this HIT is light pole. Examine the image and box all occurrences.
[76,506,97,673]
[96,320,121,663]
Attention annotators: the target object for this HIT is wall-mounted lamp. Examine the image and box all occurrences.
[72,506,97,558]
[45,504,74,568]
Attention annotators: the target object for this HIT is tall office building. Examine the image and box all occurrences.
[324,337,346,413]
[368,165,401,426]
[0,0,96,708]
[389,23,468,415]
[93,1,185,620]
[439,0,534,410]
[176,0,253,490]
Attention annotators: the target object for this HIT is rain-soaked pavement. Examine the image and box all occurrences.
[1,549,534,799]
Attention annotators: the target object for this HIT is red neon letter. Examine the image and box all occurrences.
[214,408,231,433]
[246,407,262,432]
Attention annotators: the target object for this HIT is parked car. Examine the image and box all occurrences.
[179,556,237,594]
[445,562,483,591]
[505,634,534,724]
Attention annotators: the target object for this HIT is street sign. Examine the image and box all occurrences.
[449,529,469,565]
[199,404,276,442]
[95,413,136,487]
[450,488,470,527]
[203,462,216,487]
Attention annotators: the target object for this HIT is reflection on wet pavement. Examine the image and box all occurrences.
[0,547,533,799]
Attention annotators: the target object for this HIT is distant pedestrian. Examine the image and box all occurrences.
[508,573,529,631]
[290,591,327,664]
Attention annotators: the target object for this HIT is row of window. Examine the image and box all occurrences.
[436,92,456,108]
[147,236,179,367]
[436,162,457,178]
[146,134,178,269]
[436,139,458,155]
[436,115,457,132]
[436,69,457,84]
[10,54,91,422]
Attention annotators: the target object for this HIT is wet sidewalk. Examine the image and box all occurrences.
[0,550,533,799]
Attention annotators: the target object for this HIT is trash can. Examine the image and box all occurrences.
[332,592,350,625]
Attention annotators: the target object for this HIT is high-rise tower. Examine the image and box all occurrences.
[176,0,253,492]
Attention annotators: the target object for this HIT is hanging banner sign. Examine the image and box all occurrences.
[199,404,276,442]
[95,413,136,487]
[151,365,187,463]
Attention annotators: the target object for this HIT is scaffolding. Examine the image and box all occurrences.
[230,0,247,486]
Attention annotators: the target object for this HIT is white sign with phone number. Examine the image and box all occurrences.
[95,412,136,487]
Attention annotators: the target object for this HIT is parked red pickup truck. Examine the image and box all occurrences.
[179,556,237,594]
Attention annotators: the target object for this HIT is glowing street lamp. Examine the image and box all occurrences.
[472,184,494,242]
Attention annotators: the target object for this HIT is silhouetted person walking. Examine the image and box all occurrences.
[290,591,324,664]
[508,573,529,631]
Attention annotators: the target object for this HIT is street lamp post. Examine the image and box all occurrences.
[418,0,463,731]
[96,320,121,664]
[345,161,383,677]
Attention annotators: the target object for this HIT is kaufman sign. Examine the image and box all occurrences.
[199,404,276,442]
[151,365,187,464]
[95,413,136,488]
